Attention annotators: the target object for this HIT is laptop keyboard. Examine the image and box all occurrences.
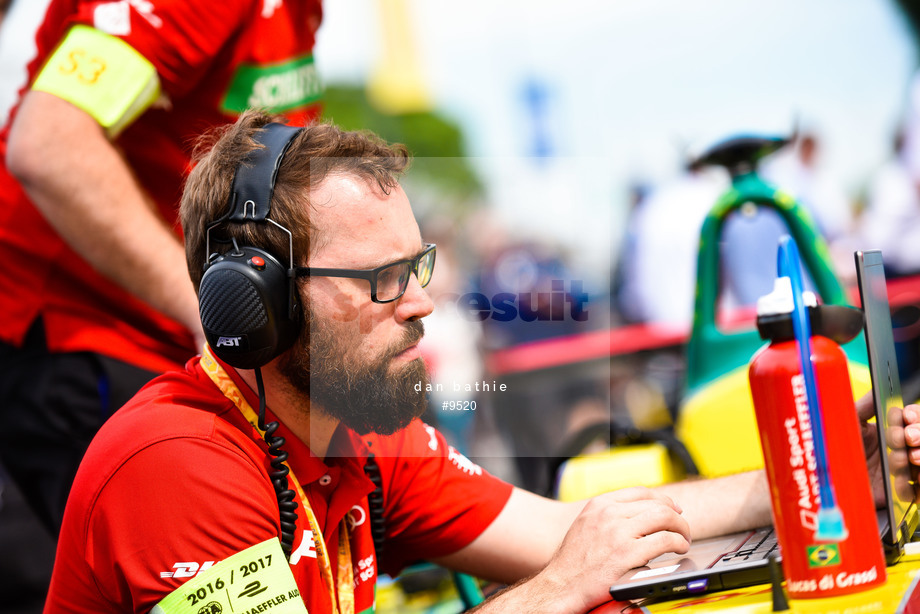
[712,527,778,566]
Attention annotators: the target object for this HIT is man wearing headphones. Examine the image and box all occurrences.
[44,111,916,613]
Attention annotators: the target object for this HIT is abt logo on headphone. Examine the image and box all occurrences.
[216,336,243,348]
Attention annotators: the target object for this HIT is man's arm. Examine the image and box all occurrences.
[6,90,204,348]
[433,485,692,613]
[434,471,770,613]
[655,469,772,539]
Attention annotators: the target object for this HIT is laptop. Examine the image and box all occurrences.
[608,249,919,603]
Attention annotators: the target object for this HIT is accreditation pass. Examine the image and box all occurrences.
[152,538,307,614]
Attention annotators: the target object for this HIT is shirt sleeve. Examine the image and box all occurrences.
[369,420,514,575]
[80,436,281,612]
[66,0,256,99]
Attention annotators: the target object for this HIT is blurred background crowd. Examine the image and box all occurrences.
[304,0,920,490]
[5,0,920,611]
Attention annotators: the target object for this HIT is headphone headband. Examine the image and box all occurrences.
[228,123,303,222]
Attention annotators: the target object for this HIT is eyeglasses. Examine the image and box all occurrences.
[295,243,436,303]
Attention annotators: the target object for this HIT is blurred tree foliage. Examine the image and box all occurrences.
[320,84,484,210]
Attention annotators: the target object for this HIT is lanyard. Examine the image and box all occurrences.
[201,346,356,614]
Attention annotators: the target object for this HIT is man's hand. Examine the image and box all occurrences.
[859,392,919,504]
[856,392,886,505]
[903,405,920,465]
[900,403,920,499]
[461,487,691,614]
[534,488,691,612]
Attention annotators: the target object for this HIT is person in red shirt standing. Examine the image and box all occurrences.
[0,0,324,540]
[44,110,795,614]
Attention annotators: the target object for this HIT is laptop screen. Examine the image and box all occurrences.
[855,249,914,550]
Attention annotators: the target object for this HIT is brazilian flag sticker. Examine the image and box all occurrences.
[807,544,841,568]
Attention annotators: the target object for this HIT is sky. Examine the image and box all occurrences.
[314,0,919,270]
[0,0,51,120]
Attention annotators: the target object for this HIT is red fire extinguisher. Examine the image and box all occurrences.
[749,276,885,598]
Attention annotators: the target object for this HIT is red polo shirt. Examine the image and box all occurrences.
[44,354,513,613]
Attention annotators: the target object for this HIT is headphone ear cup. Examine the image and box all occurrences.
[199,246,300,369]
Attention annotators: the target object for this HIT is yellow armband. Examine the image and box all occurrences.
[151,538,307,614]
[31,24,161,137]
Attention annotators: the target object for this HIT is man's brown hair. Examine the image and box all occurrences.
[180,110,411,290]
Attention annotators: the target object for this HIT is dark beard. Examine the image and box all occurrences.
[278,310,430,436]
